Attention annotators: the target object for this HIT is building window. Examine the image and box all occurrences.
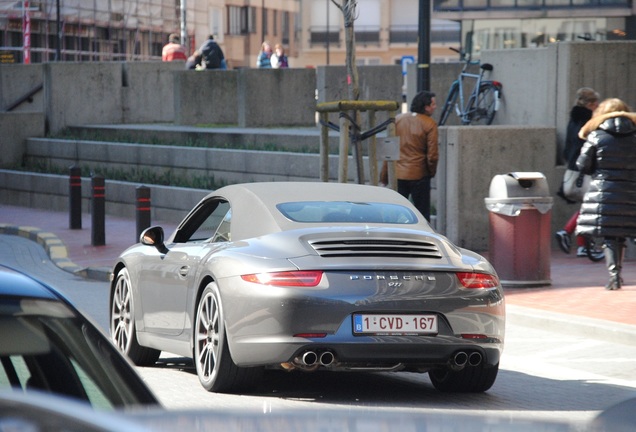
[228,6,241,35]
[227,5,254,35]
[274,10,278,36]
[282,11,290,44]
[262,8,268,36]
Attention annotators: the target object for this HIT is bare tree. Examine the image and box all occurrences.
[331,0,359,101]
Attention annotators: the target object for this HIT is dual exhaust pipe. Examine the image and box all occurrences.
[301,350,336,367]
[451,351,482,370]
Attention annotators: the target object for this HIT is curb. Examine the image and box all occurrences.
[0,224,109,281]
[506,304,636,346]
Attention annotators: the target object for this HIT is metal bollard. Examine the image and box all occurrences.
[69,165,82,229]
[91,175,105,246]
[136,186,151,241]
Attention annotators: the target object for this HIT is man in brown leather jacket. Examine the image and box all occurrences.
[382,91,438,221]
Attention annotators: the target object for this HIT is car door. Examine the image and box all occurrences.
[139,199,231,335]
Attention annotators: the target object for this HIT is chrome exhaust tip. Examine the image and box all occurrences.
[453,351,468,368]
[319,351,335,366]
[301,351,318,366]
[468,352,482,366]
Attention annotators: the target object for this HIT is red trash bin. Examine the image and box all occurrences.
[484,172,553,288]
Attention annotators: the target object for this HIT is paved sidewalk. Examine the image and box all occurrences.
[1,204,634,343]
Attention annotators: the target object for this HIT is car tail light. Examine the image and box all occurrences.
[241,271,323,287]
[294,333,327,338]
[456,272,499,289]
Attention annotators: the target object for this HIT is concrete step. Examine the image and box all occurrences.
[65,124,343,154]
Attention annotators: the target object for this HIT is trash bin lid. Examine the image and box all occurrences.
[488,172,550,200]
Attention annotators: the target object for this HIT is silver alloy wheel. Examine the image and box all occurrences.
[111,268,133,354]
[195,287,221,385]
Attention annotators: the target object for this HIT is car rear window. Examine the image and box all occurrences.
[277,201,417,224]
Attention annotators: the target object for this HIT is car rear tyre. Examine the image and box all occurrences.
[110,268,161,366]
[195,282,262,393]
[429,362,499,392]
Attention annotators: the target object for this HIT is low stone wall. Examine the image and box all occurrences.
[0,170,207,223]
[174,70,239,125]
[0,113,46,166]
[23,138,367,185]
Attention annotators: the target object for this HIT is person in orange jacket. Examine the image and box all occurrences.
[381,91,438,221]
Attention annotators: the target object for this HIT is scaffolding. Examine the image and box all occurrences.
[0,0,184,63]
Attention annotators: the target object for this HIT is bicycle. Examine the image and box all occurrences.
[438,47,503,126]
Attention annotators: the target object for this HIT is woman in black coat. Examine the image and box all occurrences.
[576,98,636,290]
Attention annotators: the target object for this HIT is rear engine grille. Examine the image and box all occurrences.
[309,239,442,259]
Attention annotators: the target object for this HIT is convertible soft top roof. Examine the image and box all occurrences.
[204,182,426,241]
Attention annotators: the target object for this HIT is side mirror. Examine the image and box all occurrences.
[140,226,168,254]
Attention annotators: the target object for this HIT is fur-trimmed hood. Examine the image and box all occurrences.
[579,111,636,139]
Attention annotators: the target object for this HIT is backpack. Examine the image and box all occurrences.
[202,41,222,69]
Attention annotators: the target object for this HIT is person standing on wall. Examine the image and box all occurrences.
[256,41,273,68]
[575,98,636,290]
[162,33,188,62]
[380,91,439,222]
[555,87,600,257]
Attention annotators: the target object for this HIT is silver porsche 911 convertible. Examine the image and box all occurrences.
[109,182,504,394]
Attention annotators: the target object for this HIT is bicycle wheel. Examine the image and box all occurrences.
[584,236,605,262]
[467,82,500,125]
[438,82,459,126]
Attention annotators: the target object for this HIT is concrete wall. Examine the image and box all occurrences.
[317,65,403,127]
[122,62,183,123]
[0,64,44,112]
[0,169,207,223]
[238,68,317,127]
[44,62,184,134]
[23,138,364,185]
[174,70,239,125]
[0,113,46,166]
[44,62,123,134]
[437,126,557,252]
[480,42,636,163]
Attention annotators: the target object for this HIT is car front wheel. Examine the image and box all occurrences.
[194,282,262,393]
[110,267,160,366]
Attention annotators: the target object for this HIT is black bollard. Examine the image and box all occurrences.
[91,175,105,246]
[69,165,82,229]
[136,186,151,241]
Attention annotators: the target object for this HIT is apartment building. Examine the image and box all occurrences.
[0,0,632,66]
[0,0,300,68]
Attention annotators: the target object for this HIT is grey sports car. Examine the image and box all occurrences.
[110,182,504,394]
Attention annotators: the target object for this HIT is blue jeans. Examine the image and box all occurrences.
[398,177,432,221]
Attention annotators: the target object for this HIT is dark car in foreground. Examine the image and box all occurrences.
[0,264,159,408]
[110,182,505,393]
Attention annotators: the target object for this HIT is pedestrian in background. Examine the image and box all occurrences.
[575,98,636,290]
[197,35,227,70]
[380,91,439,222]
[270,44,289,69]
[256,41,272,68]
[555,87,601,258]
[162,33,187,62]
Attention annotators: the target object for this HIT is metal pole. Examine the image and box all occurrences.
[180,0,187,50]
[326,0,330,65]
[56,0,61,61]
[261,0,265,43]
[91,175,105,246]
[136,186,151,241]
[417,0,431,92]
[69,165,82,229]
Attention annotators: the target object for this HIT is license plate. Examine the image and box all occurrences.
[353,314,438,335]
